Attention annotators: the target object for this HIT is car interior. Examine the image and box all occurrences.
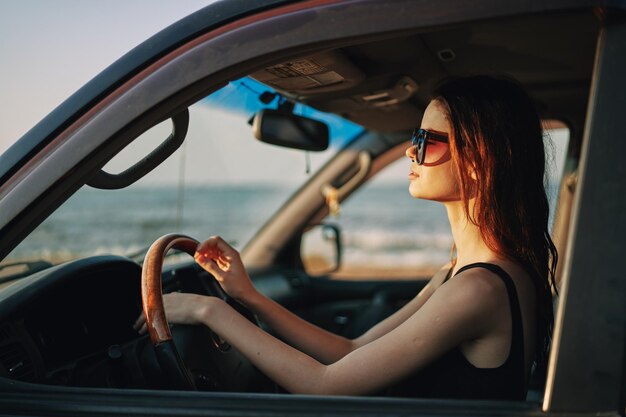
[0,3,611,413]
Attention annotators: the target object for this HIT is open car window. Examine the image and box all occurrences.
[0,78,362,278]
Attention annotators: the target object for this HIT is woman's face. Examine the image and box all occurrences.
[406,100,461,202]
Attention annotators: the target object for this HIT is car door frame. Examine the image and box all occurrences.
[541,14,626,413]
[0,0,624,416]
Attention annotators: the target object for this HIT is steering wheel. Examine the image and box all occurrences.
[141,233,264,391]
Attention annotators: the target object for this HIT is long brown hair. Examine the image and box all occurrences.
[434,75,557,372]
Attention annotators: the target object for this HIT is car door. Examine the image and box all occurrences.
[1,1,625,416]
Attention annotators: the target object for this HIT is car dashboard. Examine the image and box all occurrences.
[0,256,158,387]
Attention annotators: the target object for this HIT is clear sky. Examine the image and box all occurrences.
[0,0,212,153]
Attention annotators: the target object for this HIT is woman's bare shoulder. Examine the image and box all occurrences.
[446,260,536,325]
[444,267,509,302]
[436,265,515,324]
[410,267,510,340]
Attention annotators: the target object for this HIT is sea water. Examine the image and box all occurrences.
[5,182,558,274]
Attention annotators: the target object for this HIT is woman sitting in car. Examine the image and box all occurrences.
[136,75,557,400]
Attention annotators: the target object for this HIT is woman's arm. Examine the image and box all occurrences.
[194,236,451,363]
[351,263,451,349]
[242,290,354,364]
[193,236,353,363]
[244,262,453,362]
[188,268,502,395]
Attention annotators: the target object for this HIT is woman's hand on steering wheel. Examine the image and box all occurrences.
[193,236,258,305]
[133,292,221,335]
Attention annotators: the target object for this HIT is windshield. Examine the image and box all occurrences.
[0,78,363,276]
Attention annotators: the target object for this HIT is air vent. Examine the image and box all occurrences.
[0,342,36,382]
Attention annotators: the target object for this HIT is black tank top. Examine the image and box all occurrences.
[386,262,527,400]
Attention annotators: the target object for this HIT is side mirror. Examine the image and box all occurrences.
[252,109,329,151]
[301,223,342,276]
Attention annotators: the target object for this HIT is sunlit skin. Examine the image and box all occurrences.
[406,100,460,203]
[134,100,537,395]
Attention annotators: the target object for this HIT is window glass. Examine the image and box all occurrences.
[1,78,362,274]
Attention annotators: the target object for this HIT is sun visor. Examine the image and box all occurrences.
[250,51,365,95]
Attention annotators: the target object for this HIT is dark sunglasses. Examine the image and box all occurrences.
[411,128,449,165]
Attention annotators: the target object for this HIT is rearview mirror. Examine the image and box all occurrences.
[252,109,329,151]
